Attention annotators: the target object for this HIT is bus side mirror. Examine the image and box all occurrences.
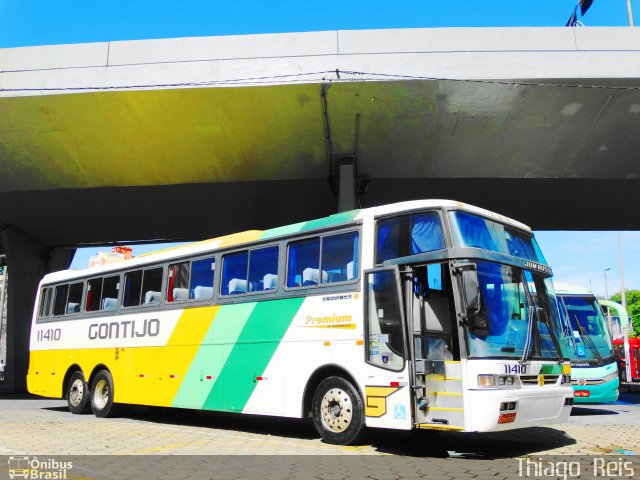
[461,268,480,314]
[454,263,489,335]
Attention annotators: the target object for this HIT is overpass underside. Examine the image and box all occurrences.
[1,76,639,246]
[1,27,639,391]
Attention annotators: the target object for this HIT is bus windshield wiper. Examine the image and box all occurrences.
[537,306,564,363]
[575,315,603,366]
[520,305,535,363]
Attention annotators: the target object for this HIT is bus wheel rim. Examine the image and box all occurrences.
[69,379,84,407]
[320,388,352,433]
[94,379,109,410]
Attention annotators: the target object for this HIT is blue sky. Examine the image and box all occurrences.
[4,0,639,297]
[0,1,637,47]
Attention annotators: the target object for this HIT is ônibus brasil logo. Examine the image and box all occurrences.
[8,456,73,479]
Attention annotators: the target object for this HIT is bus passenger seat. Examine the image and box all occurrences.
[347,261,355,280]
[302,268,327,286]
[66,302,80,314]
[263,274,278,290]
[101,297,117,311]
[192,286,214,299]
[228,279,247,295]
[144,291,161,305]
[172,288,189,302]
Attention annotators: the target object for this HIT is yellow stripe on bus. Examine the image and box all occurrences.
[28,306,218,405]
[117,306,218,406]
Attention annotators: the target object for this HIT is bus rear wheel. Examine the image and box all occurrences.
[90,370,120,418]
[312,376,366,445]
[66,371,91,414]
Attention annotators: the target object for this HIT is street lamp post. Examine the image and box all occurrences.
[618,232,632,386]
[603,267,611,300]
[603,267,612,336]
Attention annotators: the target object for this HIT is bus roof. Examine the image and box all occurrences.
[553,281,594,296]
[40,199,533,284]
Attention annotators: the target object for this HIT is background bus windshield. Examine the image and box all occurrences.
[560,296,614,361]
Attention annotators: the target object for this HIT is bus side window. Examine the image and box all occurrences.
[38,287,52,320]
[123,270,143,307]
[67,282,83,314]
[221,251,249,295]
[376,212,444,264]
[167,262,190,302]
[248,246,278,292]
[190,257,215,299]
[141,268,163,305]
[321,231,359,283]
[287,238,320,288]
[53,284,69,316]
[101,275,119,311]
[86,278,103,312]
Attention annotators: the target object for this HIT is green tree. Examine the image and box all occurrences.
[610,290,640,338]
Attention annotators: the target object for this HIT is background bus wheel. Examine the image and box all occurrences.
[90,370,120,418]
[312,376,365,445]
[66,371,91,414]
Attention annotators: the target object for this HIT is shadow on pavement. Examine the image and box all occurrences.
[0,391,49,400]
[109,405,576,459]
[570,406,618,416]
[367,426,576,458]
[118,405,319,441]
[42,406,69,412]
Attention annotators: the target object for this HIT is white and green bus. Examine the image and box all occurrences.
[28,200,573,444]
[554,282,619,403]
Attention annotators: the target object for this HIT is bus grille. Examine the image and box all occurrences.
[571,378,607,386]
[520,375,560,386]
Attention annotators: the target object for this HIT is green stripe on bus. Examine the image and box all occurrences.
[299,210,360,232]
[172,303,256,408]
[202,297,305,412]
[540,365,563,375]
[260,222,306,240]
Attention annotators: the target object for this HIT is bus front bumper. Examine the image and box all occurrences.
[465,386,573,432]
[573,378,619,403]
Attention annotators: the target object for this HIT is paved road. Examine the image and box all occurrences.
[0,392,638,479]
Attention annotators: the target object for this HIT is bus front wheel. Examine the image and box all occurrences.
[90,370,120,418]
[312,376,366,445]
[66,371,91,414]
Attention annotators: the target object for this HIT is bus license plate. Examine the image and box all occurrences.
[574,390,590,397]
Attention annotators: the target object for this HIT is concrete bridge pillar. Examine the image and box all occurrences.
[0,227,73,392]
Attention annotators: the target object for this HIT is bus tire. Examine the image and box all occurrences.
[90,370,120,418]
[312,376,366,445]
[66,371,91,415]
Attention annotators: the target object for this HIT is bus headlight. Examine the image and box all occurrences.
[478,374,518,388]
[478,374,495,387]
[498,375,516,387]
[562,375,572,385]
[604,372,618,383]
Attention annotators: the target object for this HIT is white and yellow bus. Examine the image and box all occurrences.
[28,200,573,445]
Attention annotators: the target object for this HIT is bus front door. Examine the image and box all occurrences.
[403,264,465,431]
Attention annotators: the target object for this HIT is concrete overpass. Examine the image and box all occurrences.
[1,27,639,390]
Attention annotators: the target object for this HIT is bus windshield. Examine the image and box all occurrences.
[449,211,547,265]
[466,261,565,360]
[559,295,614,362]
